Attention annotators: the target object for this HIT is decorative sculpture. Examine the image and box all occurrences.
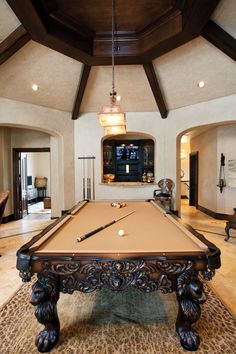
[217,153,226,193]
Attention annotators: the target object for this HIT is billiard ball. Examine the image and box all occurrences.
[118,229,125,237]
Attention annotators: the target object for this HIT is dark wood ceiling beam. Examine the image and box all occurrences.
[6,0,47,38]
[142,31,193,62]
[202,20,236,62]
[174,0,220,34]
[72,64,91,120]
[143,62,167,119]
[0,25,30,65]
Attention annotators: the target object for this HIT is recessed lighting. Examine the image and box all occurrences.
[197,81,205,88]
[116,95,121,101]
[32,84,39,91]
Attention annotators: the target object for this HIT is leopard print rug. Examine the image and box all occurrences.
[0,282,235,354]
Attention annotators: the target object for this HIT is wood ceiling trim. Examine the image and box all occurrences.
[93,8,182,58]
[0,25,30,65]
[143,62,167,119]
[6,0,225,67]
[143,30,193,63]
[202,20,236,62]
[72,64,91,120]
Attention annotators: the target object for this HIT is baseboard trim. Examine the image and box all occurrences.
[171,209,179,217]
[2,214,14,223]
[198,205,231,221]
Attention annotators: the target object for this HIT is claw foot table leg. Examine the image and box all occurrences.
[176,270,206,351]
[30,274,60,352]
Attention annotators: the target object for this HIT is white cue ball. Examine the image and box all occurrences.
[118,229,125,237]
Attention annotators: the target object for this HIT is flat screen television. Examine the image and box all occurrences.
[116,144,139,160]
[27,176,32,186]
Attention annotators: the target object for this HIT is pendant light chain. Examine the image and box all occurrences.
[97,0,126,136]
[111,0,116,102]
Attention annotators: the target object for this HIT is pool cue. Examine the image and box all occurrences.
[78,156,95,200]
[77,210,135,242]
[87,157,91,200]
[92,157,95,200]
[82,158,85,199]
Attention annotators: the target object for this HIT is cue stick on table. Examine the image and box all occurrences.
[77,210,135,242]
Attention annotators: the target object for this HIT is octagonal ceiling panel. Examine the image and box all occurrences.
[0,0,20,42]
[56,0,174,33]
[0,40,82,112]
[212,0,236,38]
[80,65,157,113]
[5,0,220,65]
[153,36,236,110]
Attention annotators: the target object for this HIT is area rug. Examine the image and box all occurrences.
[0,282,235,354]
[28,202,51,214]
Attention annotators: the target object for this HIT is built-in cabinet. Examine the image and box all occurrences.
[103,139,154,183]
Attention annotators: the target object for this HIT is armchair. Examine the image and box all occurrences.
[153,179,174,211]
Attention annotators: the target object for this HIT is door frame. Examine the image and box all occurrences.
[13,147,50,220]
[189,151,199,208]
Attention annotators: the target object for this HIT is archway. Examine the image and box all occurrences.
[177,121,236,218]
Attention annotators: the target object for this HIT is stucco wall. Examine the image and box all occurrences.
[217,124,236,214]
[27,152,51,196]
[191,128,218,211]
[190,124,236,215]
[75,94,236,211]
[0,127,11,215]
[0,93,236,218]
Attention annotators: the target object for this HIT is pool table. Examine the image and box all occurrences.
[17,200,221,352]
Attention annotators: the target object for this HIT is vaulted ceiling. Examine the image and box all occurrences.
[0,0,235,119]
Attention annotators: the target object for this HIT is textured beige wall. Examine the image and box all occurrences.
[1,94,236,217]
[191,129,218,211]
[0,127,12,215]
[11,128,50,147]
[189,124,236,215]
[75,94,236,212]
[27,152,51,196]
[217,124,236,214]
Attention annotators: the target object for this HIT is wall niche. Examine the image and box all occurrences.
[102,133,155,183]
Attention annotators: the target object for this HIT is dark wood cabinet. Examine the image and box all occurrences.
[103,139,154,183]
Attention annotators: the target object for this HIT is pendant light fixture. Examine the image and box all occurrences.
[97,0,126,135]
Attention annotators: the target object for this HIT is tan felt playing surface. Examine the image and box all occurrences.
[35,201,208,254]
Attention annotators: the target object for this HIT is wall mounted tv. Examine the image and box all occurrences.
[116,144,140,160]
[27,176,32,186]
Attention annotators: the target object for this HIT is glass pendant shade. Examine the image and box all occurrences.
[104,125,126,135]
[98,102,126,135]
[98,104,126,127]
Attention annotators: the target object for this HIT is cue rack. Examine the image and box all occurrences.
[78,156,96,200]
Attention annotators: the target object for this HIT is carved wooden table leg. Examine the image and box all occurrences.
[30,273,60,353]
[176,270,206,351]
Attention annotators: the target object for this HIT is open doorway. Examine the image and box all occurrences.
[13,148,50,220]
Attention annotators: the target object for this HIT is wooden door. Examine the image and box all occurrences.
[13,150,22,219]
[21,153,28,217]
[189,152,199,207]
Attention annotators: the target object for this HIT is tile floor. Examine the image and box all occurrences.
[0,201,236,317]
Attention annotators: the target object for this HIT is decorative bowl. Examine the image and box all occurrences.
[103,174,115,183]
